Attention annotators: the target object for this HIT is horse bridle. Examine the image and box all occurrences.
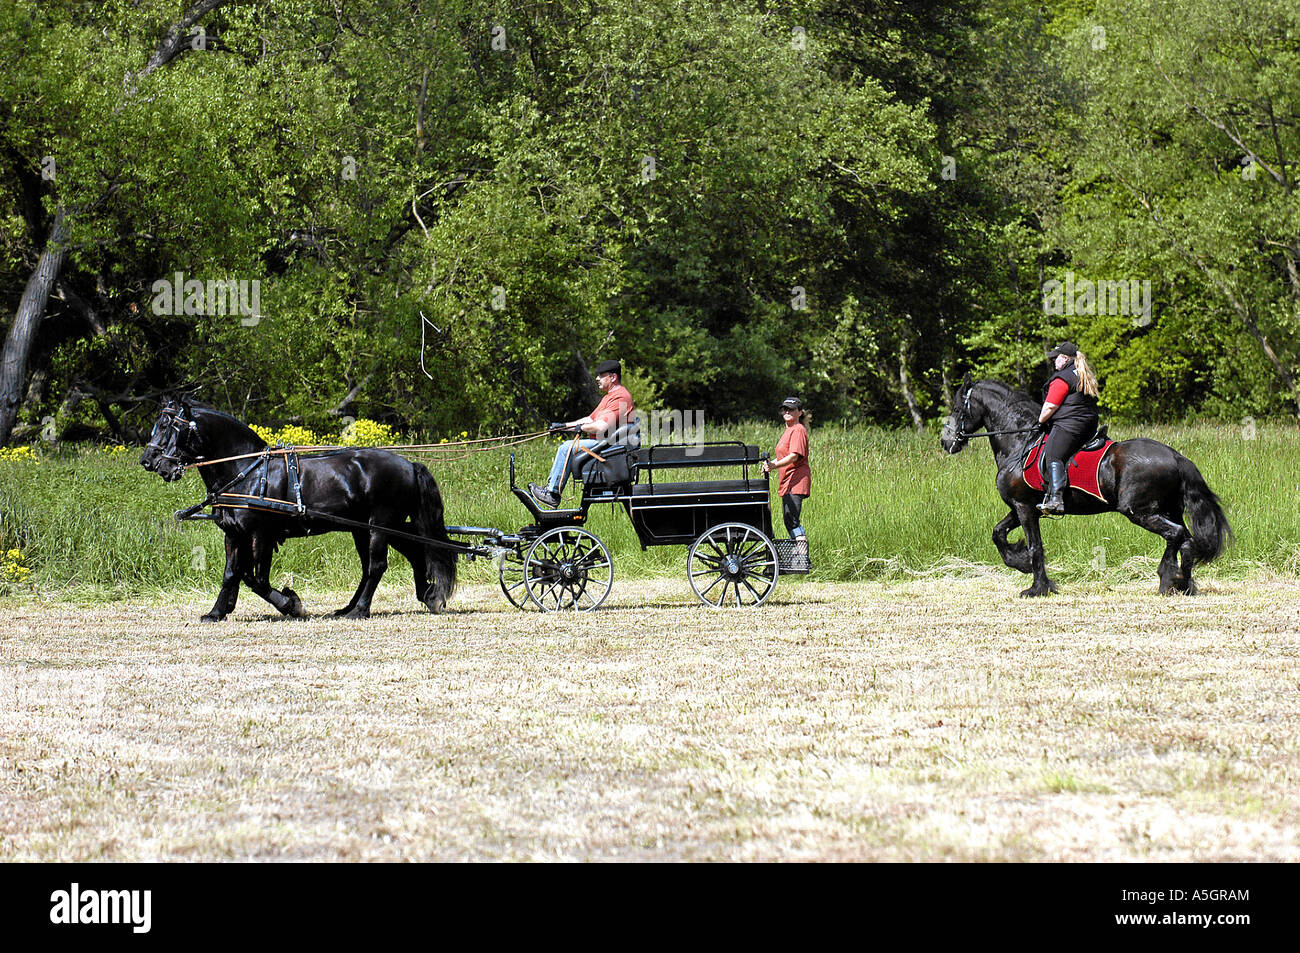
[956,384,1039,441]
[145,406,199,466]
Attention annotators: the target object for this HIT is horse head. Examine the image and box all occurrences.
[941,373,980,454]
[140,396,200,481]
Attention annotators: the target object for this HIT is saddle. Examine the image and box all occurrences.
[1023,426,1114,502]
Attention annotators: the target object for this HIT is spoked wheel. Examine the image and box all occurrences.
[497,549,531,610]
[688,522,779,607]
[523,527,614,611]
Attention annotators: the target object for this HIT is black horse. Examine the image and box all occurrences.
[141,397,456,621]
[941,376,1231,597]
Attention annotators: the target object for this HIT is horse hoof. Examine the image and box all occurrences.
[1019,586,1052,598]
[200,612,225,623]
[340,607,370,620]
[282,588,306,617]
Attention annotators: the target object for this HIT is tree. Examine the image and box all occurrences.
[1058,0,1300,416]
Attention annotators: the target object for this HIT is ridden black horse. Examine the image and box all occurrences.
[941,376,1231,597]
[140,397,456,621]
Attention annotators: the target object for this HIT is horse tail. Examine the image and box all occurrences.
[413,462,457,611]
[1179,455,1232,563]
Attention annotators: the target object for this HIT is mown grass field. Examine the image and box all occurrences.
[1,421,1297,599]
[1,423,1296,862]
[2,577,1296,861]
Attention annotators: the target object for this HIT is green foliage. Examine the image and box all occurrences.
[964,0,1300,419]
[1,0,1298,448]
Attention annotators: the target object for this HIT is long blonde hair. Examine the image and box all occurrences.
[1073,350,1099,397]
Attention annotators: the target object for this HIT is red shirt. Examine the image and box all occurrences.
[1046,378,1071,405]
[775,423,811,496]
[591,384,635,437]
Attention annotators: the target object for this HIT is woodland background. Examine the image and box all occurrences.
[2,0,1297,443]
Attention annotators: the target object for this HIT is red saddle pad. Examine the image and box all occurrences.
[1024,435,1116,502]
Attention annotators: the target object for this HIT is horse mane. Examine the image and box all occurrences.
[181,399,268,449]
[976,379,1036,409]
[974,379,1039,427]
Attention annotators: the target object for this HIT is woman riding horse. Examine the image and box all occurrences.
[942,375,1230,597]
[1037,342,1100,515]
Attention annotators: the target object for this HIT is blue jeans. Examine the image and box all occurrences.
[547,439,601,493]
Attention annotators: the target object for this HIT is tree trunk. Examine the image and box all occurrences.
[0,208,70,445]
[1189,255,1300,417]
[898,332,924,433]
[0,1,235,447]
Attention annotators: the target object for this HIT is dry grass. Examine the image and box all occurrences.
[1,573,1298,862]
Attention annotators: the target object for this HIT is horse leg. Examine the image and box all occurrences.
[335,531,371,616]
[391,538,430,608]
[1122,508,1194,595]
[1015,503,1057,597]
[992,509,1031,573]
[240,535,305,617]
[340,531,389,620]
[1177,535,1198,595]
[201,536,245,622]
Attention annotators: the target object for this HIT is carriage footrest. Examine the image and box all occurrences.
[775,539,811,574]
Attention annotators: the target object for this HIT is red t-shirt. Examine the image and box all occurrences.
[590,384,635,437]
[1046,378,1071,405]
[775,423,811,496]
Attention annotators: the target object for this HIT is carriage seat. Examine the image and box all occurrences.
[592,415,642,454]
[577,415,642,486]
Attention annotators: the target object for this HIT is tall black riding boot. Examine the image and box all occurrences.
[1037,461,1068,515]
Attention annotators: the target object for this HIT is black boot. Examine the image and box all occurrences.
[1037,461,1068,515]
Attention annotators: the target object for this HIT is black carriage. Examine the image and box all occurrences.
[447,424,811,611]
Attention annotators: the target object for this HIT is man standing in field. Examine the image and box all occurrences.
[529,359,635,508]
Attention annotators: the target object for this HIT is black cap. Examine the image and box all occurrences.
[594,360,621,377]
[1047,341,1078,359]
[780,397,803,411]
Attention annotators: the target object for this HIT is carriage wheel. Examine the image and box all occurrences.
[688,522,779,608]
[497,550,531,610]
[523,527,614,612]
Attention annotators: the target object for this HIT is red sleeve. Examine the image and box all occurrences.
[788,426,808,460]
[592,387,634,430]
[1046,379,1070,404]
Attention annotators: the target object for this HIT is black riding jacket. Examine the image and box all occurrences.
[1042,365,1099,433]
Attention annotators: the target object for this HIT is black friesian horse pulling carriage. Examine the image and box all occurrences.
[141,398,808,620]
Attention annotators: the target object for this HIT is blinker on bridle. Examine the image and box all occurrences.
[147,409,198,465]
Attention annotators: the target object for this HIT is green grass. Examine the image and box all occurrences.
[0,421,1296,599]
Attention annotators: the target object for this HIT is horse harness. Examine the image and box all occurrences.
[176,444,474,553]
[177,446,306,521]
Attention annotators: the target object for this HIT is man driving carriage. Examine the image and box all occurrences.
[529,359,636,508]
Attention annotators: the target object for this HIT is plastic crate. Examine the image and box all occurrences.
[775,538,811,574]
